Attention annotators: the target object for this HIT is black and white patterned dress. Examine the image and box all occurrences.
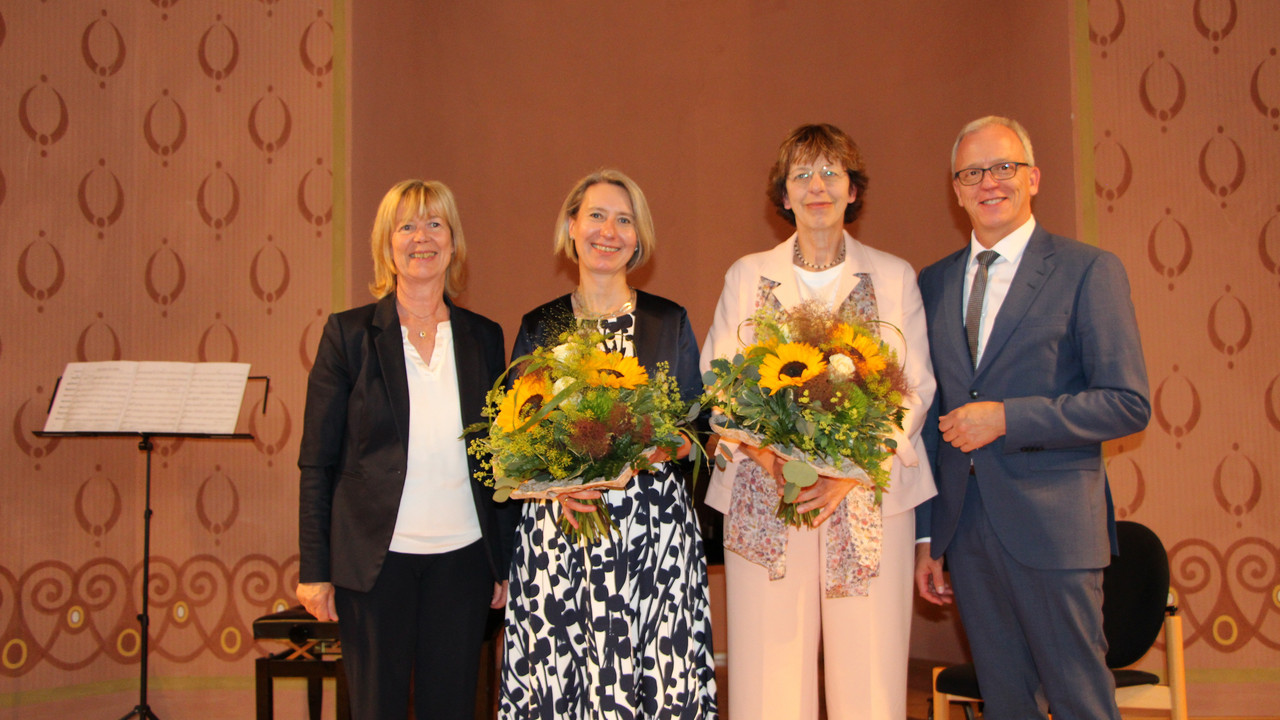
[499,295,718,720]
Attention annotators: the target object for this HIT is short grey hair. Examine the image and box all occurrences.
[950,116,1035,170]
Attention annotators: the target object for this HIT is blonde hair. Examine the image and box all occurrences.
[368,180,467,299]
[552,169,656,272]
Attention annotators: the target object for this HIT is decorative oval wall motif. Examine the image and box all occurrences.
[196,467,240,545]
[77,159,125,238]
[1198,128,1246,208]
[1093,132,1132,211]
[297,161,333,231]
[1138,52,1186,130]
[197,315,240,362]
[248,396,292,467]
[144,240,187,313]
[13,397,61,464]
[300,11,334,87]
[18,76,69,157]
[196,163,240,235]
[1193,0,1237,50]
[142,90,187,166]
[1088,0,1126,57]
[81,10,126,89]
[249,238,290,312]
[1211,446,1261,527]
[17,233,66,309]
[247,87,291,163]
[1152,365,1201,448]
[1206,288,1252,368]
[1147,210,1193,290]
[75,315,123,361]
[74,472,122,546]
[197,16,239,91]
[1250,49,1279,130]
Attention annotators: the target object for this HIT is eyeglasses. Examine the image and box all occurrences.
[953,162,1031,186]
[788,166,846,185]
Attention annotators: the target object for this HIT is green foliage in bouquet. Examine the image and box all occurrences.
[703,301,909,527]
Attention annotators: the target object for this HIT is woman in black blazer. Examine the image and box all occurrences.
[296,180,514,720]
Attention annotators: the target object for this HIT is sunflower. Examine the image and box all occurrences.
[758,342,827,395]
[850,335,888,376]
[584,351,648,389]
[495,372,552,432]
[831,323,857,349]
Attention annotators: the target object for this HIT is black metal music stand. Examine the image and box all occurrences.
[35,430,253,719]
[35,373,266,719]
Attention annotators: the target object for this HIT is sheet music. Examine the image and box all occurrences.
[44,361,251,434]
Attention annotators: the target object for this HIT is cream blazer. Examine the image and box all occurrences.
[700,231,936,518]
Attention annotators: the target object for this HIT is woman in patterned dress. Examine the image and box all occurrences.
[499,169,718,719]
[700,124,936,719]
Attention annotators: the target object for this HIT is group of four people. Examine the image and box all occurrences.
[296,115,1150,720]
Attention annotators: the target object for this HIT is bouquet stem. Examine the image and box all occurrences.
[776,500,821,529]
[558,497,618,545]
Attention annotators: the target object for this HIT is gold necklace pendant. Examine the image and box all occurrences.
[574,288,636,320]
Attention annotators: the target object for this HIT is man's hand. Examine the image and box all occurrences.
[914,544,953,605]
[939,401,1006,452]
[296,581,338,621]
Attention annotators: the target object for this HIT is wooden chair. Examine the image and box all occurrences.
[930,521,1188,720]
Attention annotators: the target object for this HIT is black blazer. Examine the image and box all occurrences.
[298,294,514,592]
[511,290,703,407]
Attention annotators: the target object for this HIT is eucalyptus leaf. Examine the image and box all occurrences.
[782,460,818,488]
[685,403,702,422]
[494,486,513,502]
[782,482,801,503]
[702,370,718,386]
[797,417,816,437]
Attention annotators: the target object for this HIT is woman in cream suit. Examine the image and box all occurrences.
[701,124,935,720]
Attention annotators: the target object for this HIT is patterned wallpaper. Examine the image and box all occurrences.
[1087,0,1279,687]
[0,0,336,699]
[0,0,1276,714]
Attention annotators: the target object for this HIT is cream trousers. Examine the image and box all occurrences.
[723,507,915,720]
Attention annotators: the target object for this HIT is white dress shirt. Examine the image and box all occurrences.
[962,215,1037,367]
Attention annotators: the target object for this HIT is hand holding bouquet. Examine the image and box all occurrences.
[467,326,699,544]
[703,301,909,527]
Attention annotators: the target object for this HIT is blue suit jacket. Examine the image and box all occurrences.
[297,294,515,592]
[916,225,1150,570]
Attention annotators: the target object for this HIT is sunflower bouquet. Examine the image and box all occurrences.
[466,326,698,544]
[703,301,909,527]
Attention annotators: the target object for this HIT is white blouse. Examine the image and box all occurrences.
[388,322,482,555]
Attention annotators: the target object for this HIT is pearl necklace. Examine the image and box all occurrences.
[794,240,846,271]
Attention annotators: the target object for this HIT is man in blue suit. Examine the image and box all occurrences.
[914,116,1151,720]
